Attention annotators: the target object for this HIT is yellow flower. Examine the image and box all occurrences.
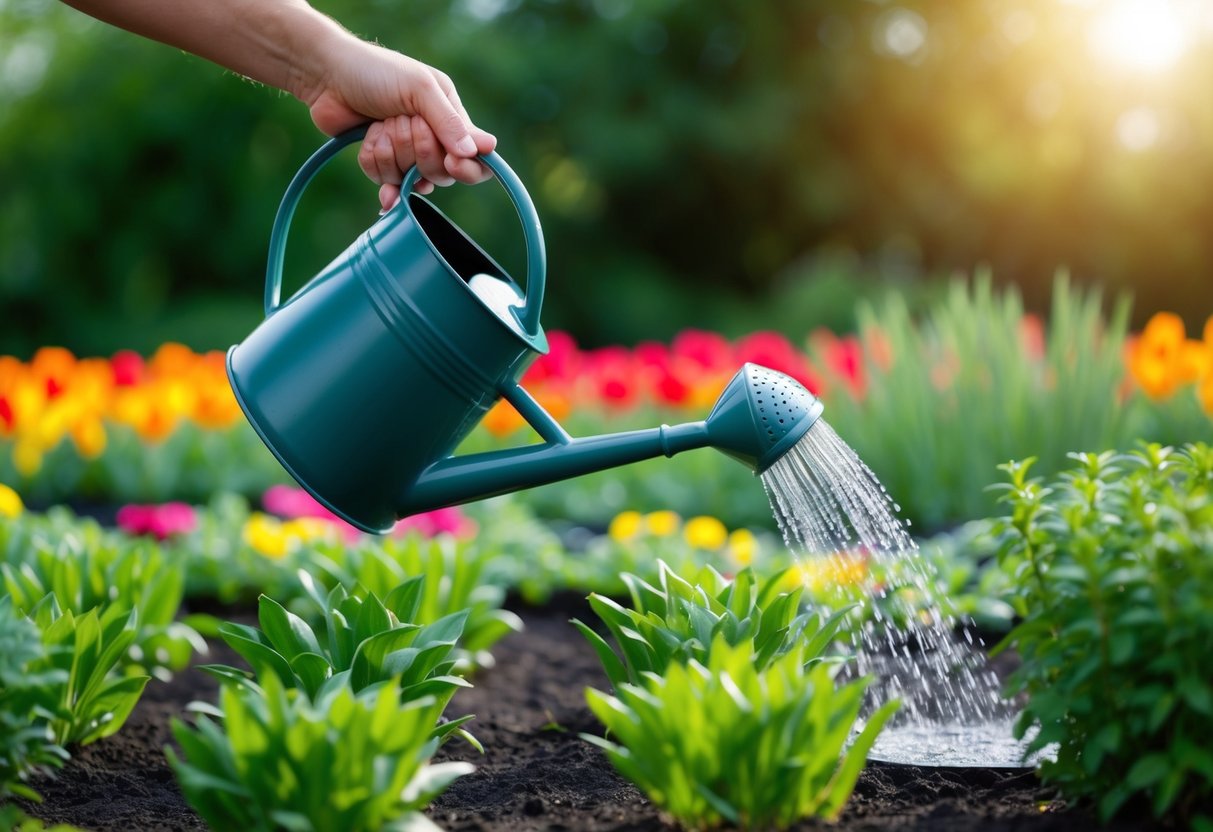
[788,552,869,594]
[643,510,681,537]
[282,517,334,544]
[608,510,642,542]
[726,528,758,566]
[243,513,289,559]
[12,440,42,478]
[71,417,108,459]
[683,515,728,550]
[0,483,23,518]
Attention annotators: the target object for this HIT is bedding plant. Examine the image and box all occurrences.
[993,443,1213,828]
[577,561,897,830]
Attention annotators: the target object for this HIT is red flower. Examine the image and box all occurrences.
[672,329,734,372]
[111,350,145,387]
[523,330,581,385]
[0,396,12,433]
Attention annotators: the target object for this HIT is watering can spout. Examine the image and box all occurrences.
[396,364,824,518]
[398,420,713,517]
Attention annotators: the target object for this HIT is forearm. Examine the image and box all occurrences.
[58,0,350,101]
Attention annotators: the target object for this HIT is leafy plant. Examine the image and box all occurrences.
[168,671,471,832]
[584,635,897,830]
[305,534,522,670]
[573,562,848,689]
[25,596,150,747]
[0,508,204,677]
[992,443,1213,826]
[0,804,84,832]
[202,580,475,746]
[0,598,67,803]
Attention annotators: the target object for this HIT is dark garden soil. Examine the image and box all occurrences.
[19,594,1157,832]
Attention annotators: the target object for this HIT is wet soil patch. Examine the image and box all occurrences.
[19,597,1153,831]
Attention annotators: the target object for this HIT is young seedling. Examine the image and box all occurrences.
[585,634,897,830]
[572,561,850,688]
[169,672,471,832]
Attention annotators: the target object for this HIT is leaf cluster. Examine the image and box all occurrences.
[992,443,1213,826]
[24,596,150,747]
[304,534,522,670]
[573,562,847,689]
[169,672,470,832]
[585,634,897,830]
[0,510,204,677]
[0,598,67,803]
[202,575,475,746]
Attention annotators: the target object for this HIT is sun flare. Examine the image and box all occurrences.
[1088,0,1189,73]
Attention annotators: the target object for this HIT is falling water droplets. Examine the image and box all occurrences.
[761,418,1040,767]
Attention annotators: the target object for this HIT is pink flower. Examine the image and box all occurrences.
[394,506,477,539]
[262,485,477,542]
[116,502,197,540]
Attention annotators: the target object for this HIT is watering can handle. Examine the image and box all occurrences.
[263,125,547,336]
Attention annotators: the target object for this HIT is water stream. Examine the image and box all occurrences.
[761,418,1045,767]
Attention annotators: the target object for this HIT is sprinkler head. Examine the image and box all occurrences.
[704,363,824,474]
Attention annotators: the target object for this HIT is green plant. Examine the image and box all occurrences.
[203,581,475,746]
[0,509,204,677]
[305,534,522,670]
[0,598,67,803]
[25,596,150,747]
[573,562,848,689]
[992,443,1213,826]
[0,804,84,832]
[810,274,1143,533]
[584,634,897,830]
[168,671,470,832]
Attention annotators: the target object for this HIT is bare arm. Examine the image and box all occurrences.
[60,0,496,206]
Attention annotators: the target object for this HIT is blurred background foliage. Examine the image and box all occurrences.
[3,0,1213,357]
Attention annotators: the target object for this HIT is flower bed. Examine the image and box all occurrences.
[4,278,1213,831]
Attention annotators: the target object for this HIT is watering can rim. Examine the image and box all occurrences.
[386,191,550,355]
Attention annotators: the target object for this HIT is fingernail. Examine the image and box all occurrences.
[456,136,477,155]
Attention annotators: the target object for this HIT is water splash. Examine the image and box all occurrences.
[761,418,1032,764]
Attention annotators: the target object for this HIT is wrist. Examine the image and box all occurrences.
[283,5,359,105]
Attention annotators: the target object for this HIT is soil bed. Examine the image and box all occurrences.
[22,596,1154,831]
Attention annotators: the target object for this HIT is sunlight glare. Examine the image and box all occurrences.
[1089,0,1187,73]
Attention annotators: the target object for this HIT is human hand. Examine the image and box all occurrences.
[304,38,497,211]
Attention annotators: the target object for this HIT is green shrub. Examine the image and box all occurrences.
[25,596,150,747]
[202,582,475,747]
[0,598,67,803]
[169,672,470,832]
[0,509,204,677]
[585,635,897,830]
[573,562,848,689]
[992,444,1213,826]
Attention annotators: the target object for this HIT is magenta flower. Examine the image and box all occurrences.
[262,485,477,541]
[116,502,197,540]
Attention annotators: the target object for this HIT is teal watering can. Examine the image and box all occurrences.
[227,127,825,533]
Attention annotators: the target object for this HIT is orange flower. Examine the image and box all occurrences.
[482,399,526,438]
[1127,312,1188,399]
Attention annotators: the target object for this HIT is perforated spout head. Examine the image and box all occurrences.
[704,363,824,474]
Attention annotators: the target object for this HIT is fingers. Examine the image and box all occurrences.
[409,115,454,188]
[414,70,479,158]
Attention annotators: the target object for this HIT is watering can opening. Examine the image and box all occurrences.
[403,195,547,350]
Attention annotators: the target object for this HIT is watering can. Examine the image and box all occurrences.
[227,126,825,533]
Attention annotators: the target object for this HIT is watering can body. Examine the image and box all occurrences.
[229,128,824,534]
[228,127,549,533]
